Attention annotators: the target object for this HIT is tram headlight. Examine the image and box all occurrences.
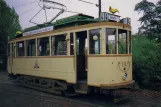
[122,73,128,80]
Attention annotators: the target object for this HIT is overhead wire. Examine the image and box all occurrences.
[14,0,38,8]
[43,1,48,22]
[77,0,98,6]
[65,10,81,14]
[17,0,81,24]
[18,5,39,16]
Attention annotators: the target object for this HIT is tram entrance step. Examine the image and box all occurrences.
[75,81,88,94]
[75,90,88,94]
[77,80,87,84]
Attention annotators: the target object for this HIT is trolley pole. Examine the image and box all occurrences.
[78,0,102,18]
[98,0,101,18]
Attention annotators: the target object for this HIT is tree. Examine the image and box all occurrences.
[0,0,21,71]
[132,35,161,90]
[135,0,161,42]
[0,0,22,39]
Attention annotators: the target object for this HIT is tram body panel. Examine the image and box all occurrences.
[10,57,76,83]
[7,15,134,94]
[8,58,12,74]
[88,56,132,87]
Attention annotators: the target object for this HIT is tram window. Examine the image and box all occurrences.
[70,33,74,55]
[89,29,101,54]
[8,44,10,57]
[106,28,116,54]
[118,29,127,54]
[76,39,79,55]
[12,43,15,57]
[37,37,49,56]
[16,41,24,56]
[52,34,67,55]
[51,36,55,55]
[129,31,132,54]
[26,39,36,56]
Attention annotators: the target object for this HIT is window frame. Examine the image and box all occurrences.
[105,28,117,54]
[37,37,50,56]
[16,41,25,57]
[51,33,67,56]
[118,29,128,54]
[26,39,36,56]
[70,33,74,55]
[8,43,10,57]
[129,31,132,54]
[12,43,15,57]
[89,28,101,55]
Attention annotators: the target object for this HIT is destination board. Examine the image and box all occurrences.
[23,26,54,36]
[100,12,120,22]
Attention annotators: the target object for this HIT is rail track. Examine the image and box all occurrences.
[1,77,161,107]
[3,85,110,107]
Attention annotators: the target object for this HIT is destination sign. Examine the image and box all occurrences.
[121,18,131,25]
[23,26,54,36]
[100,12,120,22]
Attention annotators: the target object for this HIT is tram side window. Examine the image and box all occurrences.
[27,39,36,56]
[70,33,74,55]
[89,29,101,54]
[118,29,127,54]
[37,37,49,56]
[129,31,132,54]
[52,34,67,55]
[106,28,116,54]
[8,44,10,57]
[16,41,24,56]
[12,43,15,57]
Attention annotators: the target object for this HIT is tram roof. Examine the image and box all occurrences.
[13,13,131,39]
[24,14,100,32]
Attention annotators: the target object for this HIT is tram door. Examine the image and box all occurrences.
[75,31,87,82]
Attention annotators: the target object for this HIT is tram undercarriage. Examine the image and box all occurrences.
[9,74,134,103]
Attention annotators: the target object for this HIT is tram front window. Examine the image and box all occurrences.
[106,28,116,54]
[129,31,132,54]
[89,29,101,54]
[118,29,127,54]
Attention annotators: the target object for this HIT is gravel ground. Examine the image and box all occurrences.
[0,72,161,107]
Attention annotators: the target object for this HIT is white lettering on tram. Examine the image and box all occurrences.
[100,12,120,22]
[23,26,54,36]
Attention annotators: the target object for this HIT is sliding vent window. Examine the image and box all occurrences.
[16,41,24,56]
[118,29,127,54]
[89,29,101,54]
[37,37,49,56]
[27,39,36,56]
[106,28,116,54]
[52,34,67,55]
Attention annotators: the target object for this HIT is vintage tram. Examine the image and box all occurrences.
[8,13,134,95]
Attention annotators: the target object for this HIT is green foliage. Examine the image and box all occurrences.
[118,37,127,54]
[0,0,21,39]
[132,35,161,90]
[135,0,161,42]
[108,43,115,54]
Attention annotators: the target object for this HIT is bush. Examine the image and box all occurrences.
[132,35,161,90]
